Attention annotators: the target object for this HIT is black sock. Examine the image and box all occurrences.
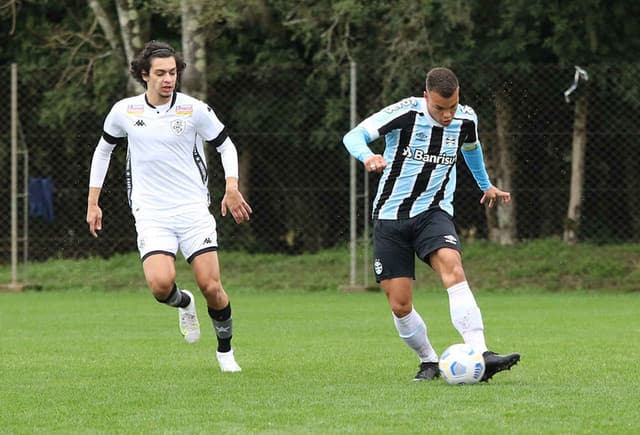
[209,304,232,353]
[156,284,191,308]
[208,303,231,321]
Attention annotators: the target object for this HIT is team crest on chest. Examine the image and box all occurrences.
[171,119,187,135]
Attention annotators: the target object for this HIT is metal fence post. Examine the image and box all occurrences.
[2,63,21,291]
[342,61,375,291]
[348,61,357,288]
[2,63,33,292]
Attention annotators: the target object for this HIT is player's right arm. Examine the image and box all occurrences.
[343,98,417,173]
[87,106,126,237]
[86,187,103,238]
[343,126,386,173]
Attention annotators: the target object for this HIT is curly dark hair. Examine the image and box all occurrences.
[425,67,459,98]
[130,40,187,89]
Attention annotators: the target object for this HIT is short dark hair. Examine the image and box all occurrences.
[130,40,186,89]
[425,67,459,98]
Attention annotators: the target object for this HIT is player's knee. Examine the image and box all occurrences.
[200,279,223,299]
[441,264,466,287]
[390,301,413,318]
[146,275,176,299]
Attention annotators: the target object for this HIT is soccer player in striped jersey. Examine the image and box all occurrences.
[86,41,252,373]
[343,67,520,382]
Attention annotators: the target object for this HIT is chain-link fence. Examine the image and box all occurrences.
[1,63,640,263]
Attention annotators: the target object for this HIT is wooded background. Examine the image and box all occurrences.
[1,0,639,260]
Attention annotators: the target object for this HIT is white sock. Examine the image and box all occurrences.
[393,307,438,363]
[447,281,488,353]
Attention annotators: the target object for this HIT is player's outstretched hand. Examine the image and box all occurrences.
[480,186,511,209]
[86,204,103,238]
[221,190,252,224]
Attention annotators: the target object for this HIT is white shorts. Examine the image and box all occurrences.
[134,207,218,263]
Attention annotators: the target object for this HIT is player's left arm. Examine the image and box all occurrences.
[217,139,252,223]
[195,101,252,223]
[461,145,511,208]
[460,110,510,208]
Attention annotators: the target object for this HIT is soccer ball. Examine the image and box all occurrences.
[438,343,485,385]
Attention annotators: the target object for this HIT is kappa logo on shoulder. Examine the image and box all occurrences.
[134,119,146,127]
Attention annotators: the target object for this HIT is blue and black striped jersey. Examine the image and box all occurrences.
[343,96,491,220]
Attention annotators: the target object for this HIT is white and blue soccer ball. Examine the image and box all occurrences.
[438,343,485,385]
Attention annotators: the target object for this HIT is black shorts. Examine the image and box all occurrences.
[372,209,462,283]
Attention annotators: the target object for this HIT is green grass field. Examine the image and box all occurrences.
[1,241,640,433]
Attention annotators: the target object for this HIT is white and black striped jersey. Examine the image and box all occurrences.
[343,97,491,220]
[97,92,231,218]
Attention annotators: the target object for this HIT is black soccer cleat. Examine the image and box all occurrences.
[481,351,520,382]
[413,362,440,381]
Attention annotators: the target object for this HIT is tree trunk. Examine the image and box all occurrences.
[181,0,207,100]
[563,94,588,244]
[486,89,516,245]
[114,0,146,95]
[88,0,146,95]
[87,0,126,79]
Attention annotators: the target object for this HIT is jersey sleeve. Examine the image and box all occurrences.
[343,97,419,162]
[89,104,126,188]
[343,126,374,162]
[217,138,239,178]
[193,101,227,145]
[360,97,419,139]
[459,110,491,191]
[102,103,127,140]
[89,138,116,188]
[192,100,239,178]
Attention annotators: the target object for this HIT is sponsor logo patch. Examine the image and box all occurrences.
[383,97,417,114]
[460,105,475,115]
[127,104,144,114]
[176,105,193,115]
[402,147,457,165]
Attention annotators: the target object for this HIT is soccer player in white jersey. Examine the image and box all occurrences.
[86,40,252,373]
[343,67,520,382]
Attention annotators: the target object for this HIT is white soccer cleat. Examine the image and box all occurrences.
[178,290,200,344]
[216,350,242,372]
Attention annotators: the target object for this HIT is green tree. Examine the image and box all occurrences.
[541,0,640,242]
